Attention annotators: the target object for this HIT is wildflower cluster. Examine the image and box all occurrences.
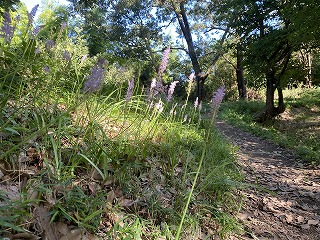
[147,78,161,101]
[0,12,15,44]
[158,46,170,77]
[82,58,106,93]
[28,4,39,25]
[60,22,67,32]
[194,97,199,109]
[45,40,55,50]
[167,81,178,101]
[211,85,226,113]
[187,73,195,95]
[63,50,71,61]
[32,25,43,36]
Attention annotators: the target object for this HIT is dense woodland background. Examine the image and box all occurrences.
[0,0,319,239]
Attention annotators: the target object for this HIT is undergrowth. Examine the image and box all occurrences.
[0,5,243,239]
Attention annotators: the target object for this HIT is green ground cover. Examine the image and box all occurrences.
[219,87,320,163]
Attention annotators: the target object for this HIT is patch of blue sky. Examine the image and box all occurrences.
[20,0,69,17]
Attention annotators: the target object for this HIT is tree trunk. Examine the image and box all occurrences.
[255,40,291,123]
[299,49,313,88]
[277,86,285,113]
[256,68,286,123]
[175,3,204,101]
[265,69,276,118]
[305,50,313,87]
[236,44,247,99]
[174,2,227,102]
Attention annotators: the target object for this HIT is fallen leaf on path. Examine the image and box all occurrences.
[285,214,293,224]
[300,224,310,229]
[300,203,313,211]
[59,229,83,240]
[307,219,319,225]
[91,169,103,181]
[56,222,69,236]
[12,233,38,239]
[107,190,116,203]
[103,178,113,186]
[88,182,99,195]
[268,186,278,191]
[119,198,135,207]
[296,216,304,224]
[237,212,249,221]
[34,206,58,240]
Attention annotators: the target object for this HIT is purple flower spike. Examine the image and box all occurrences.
[194,97,199,109]
[32,25,43,36]
[125,79,135,102]
[35,47,41,55]
[188,73,194,81]
[82,60,106,93]
[1,12,15,43]
[15,15,21,22]
[211,86,226,112]
[167,80,178,101]
[44,65,50,74]
[28,4,39,25]
[80,55,87,64]
[147,78,157,101]
[158,46,170,76]
[97,57,106,66]
[45,39,55,50]
[154,100,164,113]
[62,50,71,61]
[150,78,157,90]
[60,22,67,31]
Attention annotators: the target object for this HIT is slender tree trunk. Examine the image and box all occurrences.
[265,69,276,118]
[305,51,313,87]
[299,49,313,88]
[277,86,285,113]
[175,3,204,100]
[236,44,247,99]
[173,2,228,102]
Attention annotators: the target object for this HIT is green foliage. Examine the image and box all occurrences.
[312,49,320,85]
[0,192,31,233]
[219,88,320,163]
[285,0,320,48]
[0,0,20,14]
[0,3,244,239]
[37,3,70,41]
[205,56,238,100]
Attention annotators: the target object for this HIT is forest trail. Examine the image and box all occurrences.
[215,121,320,240]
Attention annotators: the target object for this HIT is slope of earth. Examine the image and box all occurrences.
[215,121,320,240]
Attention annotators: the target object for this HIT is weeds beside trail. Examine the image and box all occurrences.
[0,7,242,239]
[0,88,243,239]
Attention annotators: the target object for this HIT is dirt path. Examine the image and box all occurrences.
[215,121,320,240]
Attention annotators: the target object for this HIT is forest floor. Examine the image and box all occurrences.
[215,121,320,240]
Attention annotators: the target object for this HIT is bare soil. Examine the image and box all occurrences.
[216,121,320,240]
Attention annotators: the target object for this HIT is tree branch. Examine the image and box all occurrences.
[222,55,237,70]
[202,26,230,78]
[204,26,231,34]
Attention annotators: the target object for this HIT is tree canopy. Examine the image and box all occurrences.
[5,0,320,120]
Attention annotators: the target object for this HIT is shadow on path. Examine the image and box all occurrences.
[215,121,320,240]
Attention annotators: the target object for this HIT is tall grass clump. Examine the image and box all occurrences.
[0,5,242,239]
